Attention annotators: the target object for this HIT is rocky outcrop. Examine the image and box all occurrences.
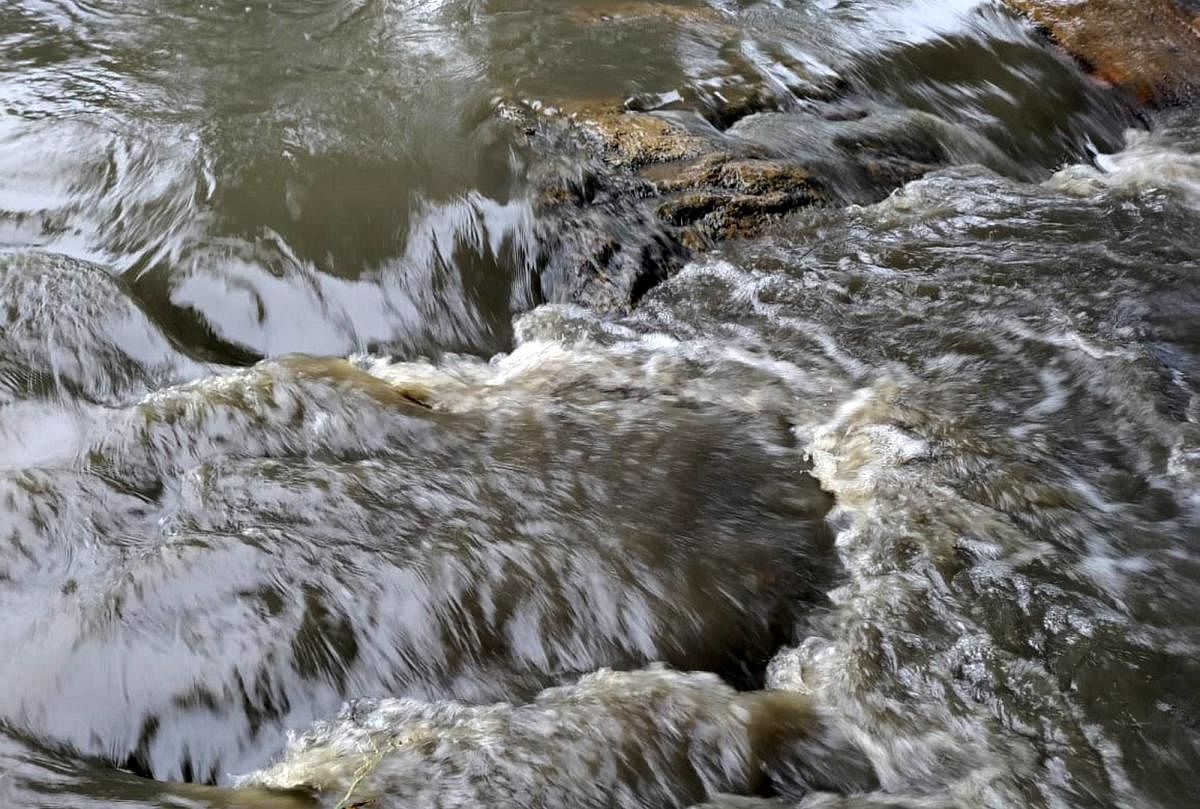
[564,2,732,28]
[1004,0,1200,105]
[651,155,827,246]
[242,669,878,808]
[502,0,1198,313]
[505,95,953,312]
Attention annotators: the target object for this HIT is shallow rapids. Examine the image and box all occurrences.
[2,1,1200,808]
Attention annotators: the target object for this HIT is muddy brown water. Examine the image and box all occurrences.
[1,1,1199,808]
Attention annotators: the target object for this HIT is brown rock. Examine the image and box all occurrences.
[648,153,823,197]
[495,97,945,312]
[657,191,726,225]
[569,104,709,167]
[564,2,731,27]
[1004,0,1200,105]
[649,154,827,240]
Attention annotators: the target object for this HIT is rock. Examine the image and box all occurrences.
[4,355,837,782]
[649,153,824,197]
[241,668,878,808]
[0,251,206,404]
[571,103,709,167]
[540,203,687,311]
[564,2,732,28]
[649,154,828,243]
[1004,0,1200,105]
[498,95,954,312]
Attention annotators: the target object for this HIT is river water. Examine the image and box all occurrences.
[1,1,1198,807]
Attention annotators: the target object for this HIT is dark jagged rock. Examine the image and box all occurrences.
[508,106,689,312]
[500,91,956,312]
[1004,0,1200,105]
[649,154,828,245]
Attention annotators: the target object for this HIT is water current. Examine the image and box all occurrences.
[1,1,1198,807]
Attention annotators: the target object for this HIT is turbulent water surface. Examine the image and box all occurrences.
[1,1,1199,807]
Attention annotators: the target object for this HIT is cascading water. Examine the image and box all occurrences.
[1,2,1198,808]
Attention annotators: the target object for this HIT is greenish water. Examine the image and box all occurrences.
[1,2,1198,807]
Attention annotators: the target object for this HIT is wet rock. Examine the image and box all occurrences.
[500,100,696,311]
[649,154,824,198]
[650,155,828,243]
[539,207,687,311]
[241,668,878,808]
[1004,0,1200,105]
[697,81,783,129]
[1,356,835,782]
[727,110,954,201]
[501,95,955,312]
[564,2,732,28]
[0,251,206,403]
[559,100,710,168]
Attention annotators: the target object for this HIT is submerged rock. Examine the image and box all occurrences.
[0,355,835,782]
[241,668,878,808]
[1004,0,1200,104]
[0,251,204,403]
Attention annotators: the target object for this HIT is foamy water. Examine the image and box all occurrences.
[1,2,1199,808]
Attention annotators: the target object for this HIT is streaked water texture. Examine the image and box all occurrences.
[1,1,1198,808]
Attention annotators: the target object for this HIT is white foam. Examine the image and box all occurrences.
[1047,128,1200,210]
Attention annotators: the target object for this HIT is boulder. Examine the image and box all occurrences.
[241,669,878,808]
[564,2,732,27]
[1,356,835,781]
[1004,0,1200,105]
[502,96,953,312]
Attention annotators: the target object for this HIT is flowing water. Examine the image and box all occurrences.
[1,1,1198,807]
